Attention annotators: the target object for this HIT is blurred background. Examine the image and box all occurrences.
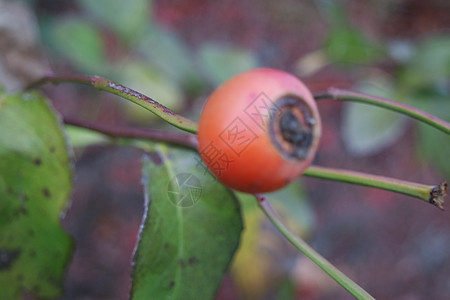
[1,0,449,299]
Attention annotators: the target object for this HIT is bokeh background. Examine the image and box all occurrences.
[1,0,449,299]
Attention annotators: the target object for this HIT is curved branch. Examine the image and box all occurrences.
[63,116,198,149]
[26,75,199,133]
[314,87,450,134]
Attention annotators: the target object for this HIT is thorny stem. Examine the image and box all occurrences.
[304,166,447,210]
[26,75,198,133]
[314,87,450,135]
[256,194,375,300]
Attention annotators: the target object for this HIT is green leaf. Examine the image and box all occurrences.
[78,0,151,41]
[46,18,106,74]
[0,92,73,299]
[198,44,259,86]
[317,0,384,65]
[132,146,243,300]
[342,78,408,156]
[399,35,450,88]
[324,27,383,64]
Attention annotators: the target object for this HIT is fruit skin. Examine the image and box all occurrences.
[197,68,321,193]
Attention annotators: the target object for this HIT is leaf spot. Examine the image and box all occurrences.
[33,158,42,166]
[42,188,51,198]
[178,259,186,268]
[169,281,175,289]
[14,206,28,216]
[19,193,28,203]
[7,186,14,195]
[0,249,21,271]
[188,256,198,265]
[178,257,198,269]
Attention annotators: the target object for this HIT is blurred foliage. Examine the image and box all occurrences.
[232,183,314,299]
[78,0,151,42]
[317,0,384,64]
[342,76,408,156]
[414,90,450,177]
[38,0,260,125]
[339,34,450,173]
[198,44,259,86]
[324,26,383,64]
[45,18,107,74]
[135,25,205,96]
[0,0,48,91]
[119,62,185,123]
[399,35,450,88]
[310,0,450,177]
[398,35,450,177]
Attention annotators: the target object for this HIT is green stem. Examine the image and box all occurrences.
[314,87,450,135]
[28,75,446,208]
[26,75,198,133]
[63,115,447,210]
[304,166,446,210]
[256,195,375,300]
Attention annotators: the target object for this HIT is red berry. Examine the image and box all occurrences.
[198,68,321,193]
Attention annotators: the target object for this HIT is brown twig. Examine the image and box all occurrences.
[63,116,198,149]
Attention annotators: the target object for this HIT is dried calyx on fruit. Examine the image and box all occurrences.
[197,68,321,194]
[270,95,316,160]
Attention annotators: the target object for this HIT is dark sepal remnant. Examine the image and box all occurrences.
[269,96,316,160]
[429,181,447,211]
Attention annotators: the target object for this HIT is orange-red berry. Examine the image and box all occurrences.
[198,68,321,193]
